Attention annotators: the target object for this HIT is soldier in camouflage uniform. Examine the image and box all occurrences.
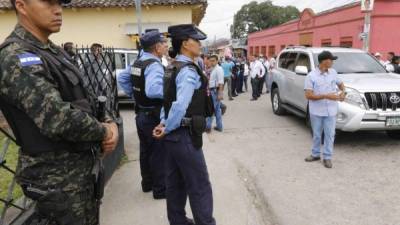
[0,0,119,224]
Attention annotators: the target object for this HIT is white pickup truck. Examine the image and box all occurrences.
[270,46,400,138]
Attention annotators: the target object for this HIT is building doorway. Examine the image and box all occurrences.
[340,36,353,48]
[299,32,313,47]
[268,46,276,57]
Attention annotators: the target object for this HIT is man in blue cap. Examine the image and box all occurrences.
[153,24,216,225]
[304,51,345,169]
[118,29,169,199]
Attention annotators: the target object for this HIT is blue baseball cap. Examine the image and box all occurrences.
[140,30,166,48]
[168,24,207,41]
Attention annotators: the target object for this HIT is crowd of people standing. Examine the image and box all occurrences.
[198,53,277,133]
[202,54,277,101]
[375,51,400,74]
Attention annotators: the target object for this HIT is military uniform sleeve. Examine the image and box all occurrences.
[0,49,106,142]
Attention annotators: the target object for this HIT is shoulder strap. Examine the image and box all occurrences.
[174,61,209,89]
[173,61,202,75]
[141,58,160,67]
[0,38,20,49]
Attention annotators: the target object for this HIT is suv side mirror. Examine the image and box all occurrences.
[295,66,308,75]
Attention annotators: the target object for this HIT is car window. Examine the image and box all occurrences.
[285,53,298,71]
[296,53,311,73]
[127,53,138,66]
[115,53,125,70]
[313,52,387,74]
[278,52,288,68]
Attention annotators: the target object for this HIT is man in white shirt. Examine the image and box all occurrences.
[249,55,265,101]
[206,55,225,132]
[385,52,396,72]
[270,56,277,69]
[262,56,271,94]
[374,52,385,66]
[243,61,250,92]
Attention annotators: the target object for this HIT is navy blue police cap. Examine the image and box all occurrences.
[140,30,166,48]
[59,0,72,4]
[168,24,207,41]
[145,29,159,33]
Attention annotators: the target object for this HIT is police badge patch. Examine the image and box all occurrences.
[131,66,142,77]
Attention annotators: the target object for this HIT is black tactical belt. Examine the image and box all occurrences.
[138,110,156,116]
[137,106,160,116]
[180,117,192,127]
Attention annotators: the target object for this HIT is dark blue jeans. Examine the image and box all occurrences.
[164,128,216,225]
[206,89,223,131]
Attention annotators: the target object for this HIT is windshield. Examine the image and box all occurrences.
[313,52,387,74]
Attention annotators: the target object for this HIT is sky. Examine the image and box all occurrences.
[199,0,360,40]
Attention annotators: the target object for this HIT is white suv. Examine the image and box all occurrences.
[270,46,400,138]
[114,49,139,104]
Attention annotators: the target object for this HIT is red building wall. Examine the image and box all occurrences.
[248,0,400,60]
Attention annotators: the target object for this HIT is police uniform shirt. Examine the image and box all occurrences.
[160,54,202,133]
[117,52,164,99]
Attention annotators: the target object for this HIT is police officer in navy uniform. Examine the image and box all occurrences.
[153,24,216,225]
[118,30,168,199]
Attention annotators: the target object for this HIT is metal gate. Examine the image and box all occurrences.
[0,46,124,224]
[0,121,31,225]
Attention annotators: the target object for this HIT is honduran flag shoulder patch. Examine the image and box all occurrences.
[18,53,43,67]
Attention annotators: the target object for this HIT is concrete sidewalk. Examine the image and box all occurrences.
[100,108,272,225]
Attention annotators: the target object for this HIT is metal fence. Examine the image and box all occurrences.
[0,122,31,225]
[0,47,124,224]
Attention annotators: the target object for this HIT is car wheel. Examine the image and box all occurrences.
[386,130,400,139]
[271,88,286,115]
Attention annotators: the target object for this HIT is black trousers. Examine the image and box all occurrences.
[251,77,260,99]
[237,72,244,93]
[231,75,238,95]
[136,112,166,195]
[164,128,216,225]
[257,76,264,95]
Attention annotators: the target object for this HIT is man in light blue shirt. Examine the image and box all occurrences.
[206,55,225,132]
[117,30,169,199]
[221,57,235,100]
[304,51,345,169]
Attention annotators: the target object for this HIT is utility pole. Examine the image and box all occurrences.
[135,0,143,38]
[363,12,371,52]
[361,0,374,52]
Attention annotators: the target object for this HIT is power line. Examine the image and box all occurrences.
[201,15,234,24]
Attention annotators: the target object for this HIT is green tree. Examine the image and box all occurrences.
[231,1,300,39]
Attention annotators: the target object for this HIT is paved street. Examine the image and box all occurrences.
[101,91,400,225]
